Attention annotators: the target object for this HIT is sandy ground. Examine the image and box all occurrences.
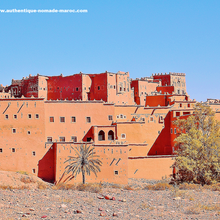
[0,171,220,219]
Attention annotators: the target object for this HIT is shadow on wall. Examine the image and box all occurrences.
[38,144,56,183]
[147,112,172,156]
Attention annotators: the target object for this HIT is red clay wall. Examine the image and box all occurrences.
[38,143,56,183]
[153,74,171,86]
[10,76,39,98]
[88,73,108,102]
[145,95,167,107]
[130,80,140,105]
[47,74,83,100]
[147,111,173,155]
[156,86,174,94]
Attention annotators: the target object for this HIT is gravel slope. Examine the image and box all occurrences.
[0,171,220,219]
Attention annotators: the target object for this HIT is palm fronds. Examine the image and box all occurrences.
[64,144,102,184]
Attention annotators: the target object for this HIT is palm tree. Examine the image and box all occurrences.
[64,144,102,184]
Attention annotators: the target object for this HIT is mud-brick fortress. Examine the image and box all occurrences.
[1,71,216,184]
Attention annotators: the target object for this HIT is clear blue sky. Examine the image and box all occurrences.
[0,0,220,101]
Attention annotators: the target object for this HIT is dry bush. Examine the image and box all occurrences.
[203,183,220,191]
[111,184,122,189]
[143,184,154,190]
[0,185,12,190]
[15,185,30,190]
[16,171,29,175]
[20,176,36,184]
[123,185,133,190]
[200,204,220,211]
[171,188,187,198]
[189,195,195,201]
[59,198,72,203]
[140,202,150,209]
[86,197,94,205]
[144,182,173,191]
[76,183,102,193]
[185,204,200,214]
[185,202,220,214]
[37,182,48,190]
[52,183,75,190]
[0,185,30,190]
[178,183,201,190]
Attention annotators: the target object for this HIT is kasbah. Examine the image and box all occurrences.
[0,71,219,184]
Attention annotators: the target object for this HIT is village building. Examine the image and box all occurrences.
[0,71,196,184]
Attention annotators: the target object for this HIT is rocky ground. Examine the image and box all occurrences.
[0,171,220,219]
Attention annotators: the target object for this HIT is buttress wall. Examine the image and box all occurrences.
[55,143,128,185]
[0,98,46,175]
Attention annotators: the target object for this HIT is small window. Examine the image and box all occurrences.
[87,137,92,142]
[98,130,105,141]
[71,116,76,123]
[174,128,176,134]
[26,102,28,107]
[150,117,154,122]
[60,117,65,123]
[32,151,36,156]
[183,111,190,115]
[60,137,65,142]
[28,114,32,119]
[108,130,114,140]
[180,103,182,107]
[12,148,15,153]
[86,117,91,123]
[116,115,119,119]
[50,117,54,122]
[14,115,17,119]
[12,128,16,134]
[76,87,78,91]
[188,103,190,108]
[32,169,36,174]
[98,86,100,90]
[0,148,2,153]
[120,114,123,119]
[114,171,119,175]
[5,115,9,119]
[27,131,31,135]
[171,128,173,134]
[159,116,164,123]
[71,136,77,142]
[124,115,126,119]
[35,114,39,119]
[47,137,52,142]
[121,133,126,139]
[108,115,113,120]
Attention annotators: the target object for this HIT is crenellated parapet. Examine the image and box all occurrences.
[152,72,185,76]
